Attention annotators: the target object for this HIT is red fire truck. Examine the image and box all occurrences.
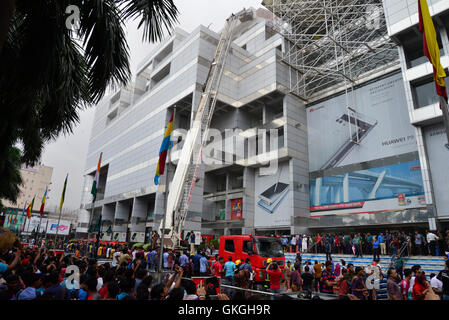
[218,234,285,287]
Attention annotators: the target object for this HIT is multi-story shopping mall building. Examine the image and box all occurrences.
[76,1,449,242]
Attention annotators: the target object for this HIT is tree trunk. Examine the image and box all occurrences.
[0,0,15,53]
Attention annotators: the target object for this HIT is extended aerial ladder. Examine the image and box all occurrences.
[159,9,254,248]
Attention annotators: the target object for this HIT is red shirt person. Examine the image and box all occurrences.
[413,273,429,300]
[212,257,224,278]
[266,261,283,299]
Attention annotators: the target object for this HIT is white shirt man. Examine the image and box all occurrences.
[290,236,297,246]
[430,274,443,293]
[427,232,438,243]
[112,251,121,267]
[302,236,308,253]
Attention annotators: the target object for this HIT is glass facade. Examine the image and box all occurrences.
[401,30,444,69]
[412,77,449,109]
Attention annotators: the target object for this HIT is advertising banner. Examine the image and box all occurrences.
[24,216,41,233]
[5,213,26,232]
[100,232,112,241]
[46,219,71,235]
[309,159,425,216]
[307,72,418,171]
[3,214,11,229]
[307,72,425,216]
[254,161,291,228]
[130,232,145,243]
[112,232,127,242]
[231,199,243,220]
[39,218,48,233]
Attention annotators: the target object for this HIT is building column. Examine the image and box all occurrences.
[100,203,115,240]
[113,201,129,233]
[243,167,255,231]
[131,197,147,233]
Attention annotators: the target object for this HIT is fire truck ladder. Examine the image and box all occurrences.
[160,11,248,247]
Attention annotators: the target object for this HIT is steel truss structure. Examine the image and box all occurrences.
[262,0,399,102]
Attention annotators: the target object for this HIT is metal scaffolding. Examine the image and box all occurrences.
[262,0,399,102]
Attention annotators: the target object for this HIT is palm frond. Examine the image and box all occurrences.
[120,0,179,42]
[78,0,130,103]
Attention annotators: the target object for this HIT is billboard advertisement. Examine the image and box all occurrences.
[307,72,417,171]
[100,232,112,241]
[46,219,71,235]
[113,232,127,242]
[24,216,43,233]
[309,159,425,216]
[3,212,26,231]
[231,199,243,220]
[423,124,449,218]
[39,218,48,233]
[307,72,425,216]
[254,161,291,228]
[130,232,145,243]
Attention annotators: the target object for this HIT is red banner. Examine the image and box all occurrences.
[231,199,243,219]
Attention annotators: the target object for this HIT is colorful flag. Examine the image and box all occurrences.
[154,112,174,185]
[91,153,102,202]
[26,196,35,219]
[59,174,68,212]
[40,187,48,216]
[418,0,448,104]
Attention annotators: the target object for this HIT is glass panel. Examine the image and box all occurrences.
[254,238,284,258]
[413,78,449,109]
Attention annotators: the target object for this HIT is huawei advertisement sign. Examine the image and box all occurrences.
[307,72,426,217]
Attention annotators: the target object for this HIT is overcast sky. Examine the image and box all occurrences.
[40,0,263,210]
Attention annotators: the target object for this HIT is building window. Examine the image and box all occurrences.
[224,240,235,253]
[150,63,171,90]
[400,27,444,69]
[412,76,449,109]
[216,175,226,192]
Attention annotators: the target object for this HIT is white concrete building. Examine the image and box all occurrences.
[77,2,449,240]
[77,8,309,241]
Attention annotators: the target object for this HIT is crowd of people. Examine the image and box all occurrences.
[283,253,449,300]
[1,225,449,301]
[281,229,449,258]
[1,239,448,301]
[0,244,233,301]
